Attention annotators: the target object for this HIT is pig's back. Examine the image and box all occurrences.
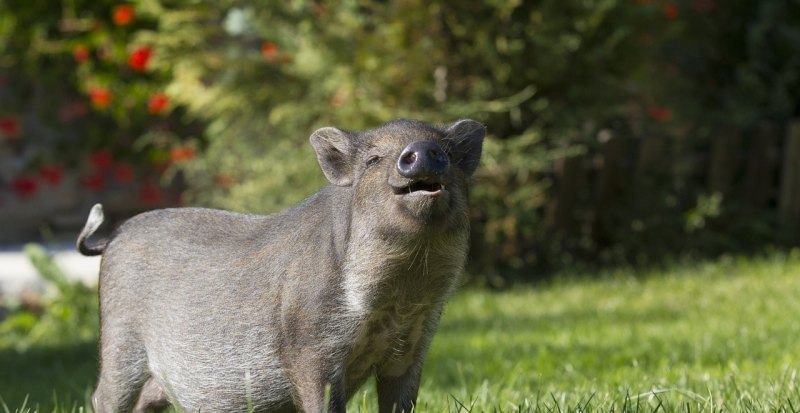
[100,207,291,301]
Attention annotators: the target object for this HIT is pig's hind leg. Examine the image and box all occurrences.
[92,330,150,413]
[132,377,170,413]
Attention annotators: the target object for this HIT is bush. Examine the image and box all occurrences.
[0,244,97,350]
[155,1,656,277]
[0,0,198,215]
[2,0,798,280]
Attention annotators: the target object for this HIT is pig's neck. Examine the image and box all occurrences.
[341,218,469,317]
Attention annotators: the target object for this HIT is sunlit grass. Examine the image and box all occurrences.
[411,252,800,411]
[2,252,800,412]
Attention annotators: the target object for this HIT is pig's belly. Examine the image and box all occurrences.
[145,339,294,412]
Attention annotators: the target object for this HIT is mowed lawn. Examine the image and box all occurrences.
[2,252,800,412]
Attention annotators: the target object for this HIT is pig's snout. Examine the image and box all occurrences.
[396,141,449,181]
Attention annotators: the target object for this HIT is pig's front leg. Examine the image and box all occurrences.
[285,323,351,411]
[291,355,347,413]
[376,366,421,413]
[376,310,443,413]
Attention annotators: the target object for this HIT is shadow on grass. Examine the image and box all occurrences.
[0,340,97,409]
[425,304,700,390]
[439,303,684,335]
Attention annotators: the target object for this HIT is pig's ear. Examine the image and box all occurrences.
[445,119,485,177]
[310,127,354,186]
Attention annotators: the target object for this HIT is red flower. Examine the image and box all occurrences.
[39,164,64,186]
[89,87,112,109]
[113,163,135,183]
[81,173,106,192]
[89,150,113,170]
[0,116,21,138]
[169,145,195,163]
[11,176,38,197]
[663,2,679,19]
[73,44,91,63]
[261,42,279,61]
[139,182,161,205]
[647,105,672,122]
[112,5,135,26]
[128,46,153,72]
[148,93,169,114]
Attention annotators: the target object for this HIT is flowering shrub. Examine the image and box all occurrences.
[0,1,201,214]
[1,0,797,274]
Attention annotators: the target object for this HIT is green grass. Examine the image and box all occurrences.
[2,252,800,412]
[414,252,800,411]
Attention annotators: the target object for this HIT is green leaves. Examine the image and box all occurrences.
[0,245,97,351]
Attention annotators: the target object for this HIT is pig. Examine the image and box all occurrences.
[77,119,485,413]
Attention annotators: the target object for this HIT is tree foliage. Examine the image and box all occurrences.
[1,0,798,278]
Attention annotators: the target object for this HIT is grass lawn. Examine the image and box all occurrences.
[2,252,799,412]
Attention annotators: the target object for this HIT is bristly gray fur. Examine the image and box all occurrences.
[82,118,485,413]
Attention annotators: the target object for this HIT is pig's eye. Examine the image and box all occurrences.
[366,155,381,167]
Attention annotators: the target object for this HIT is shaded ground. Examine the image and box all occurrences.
[0,340,96,408]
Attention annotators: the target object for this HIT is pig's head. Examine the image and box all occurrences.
[310,119,485,241]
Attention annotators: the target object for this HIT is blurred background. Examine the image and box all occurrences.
[2,1,800,410]
[0,0,799,283]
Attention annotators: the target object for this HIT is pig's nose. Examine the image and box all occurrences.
[397,141,449,180]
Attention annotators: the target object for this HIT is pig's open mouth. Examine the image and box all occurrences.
[393,180,444,195]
